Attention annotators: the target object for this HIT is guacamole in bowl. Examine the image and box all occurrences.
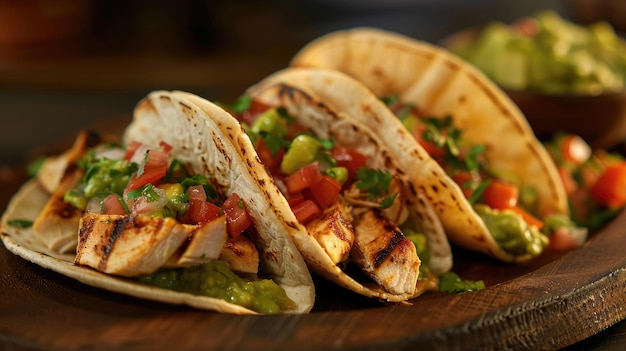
[448,10,626,96]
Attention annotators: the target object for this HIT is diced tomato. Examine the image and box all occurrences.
[559,135,591,166]
[413,124,446,160]
[558,166,578,196]
[483,179,519,210]
[286,192,305,207]
[310,175,342,209]
[238,99,272,125]
[222,193,252,237]
[123,141,142,161]
[510,206,544,230]
[124,149,169,193]
[330,146,367,183]
[102,194,127,215]
[591,162,626,208]
[452,171,481,199]
[187,184,207,202]
[256,138,285,173]
[548,228,583,251]
[159,141,173,153]
[184,199,221,224]
[285,162,323,194]
[291,199,321,224]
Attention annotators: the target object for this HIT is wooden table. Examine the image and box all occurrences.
[2,54,626,351]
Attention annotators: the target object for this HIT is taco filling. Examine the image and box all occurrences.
[38,134,295,314]
[227,94,437,297]
[383,95,585,257]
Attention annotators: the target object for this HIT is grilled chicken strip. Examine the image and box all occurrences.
[166,215,228,267]
[351,209,420,296]
[219,234,260,274]
[76,213,197,276]
[305,199,355,265]
[37,130,100,194]
[32,169,84,253]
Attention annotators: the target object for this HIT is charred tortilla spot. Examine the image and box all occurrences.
[265,250,278,263]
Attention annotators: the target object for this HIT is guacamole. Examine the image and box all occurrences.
[137,260,296,314]
[451,10,626,95]
[475,204,549,257]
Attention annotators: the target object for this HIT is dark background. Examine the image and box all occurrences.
[0,0,622,166]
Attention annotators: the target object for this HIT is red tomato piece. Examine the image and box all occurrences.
[310,175,342,209]
[124,149,169,193]
[285,162,323,194]
[330,146,367,183]
[187,184,207,202]
[102,194,127,215]
[123,141,142,161]
[159,141,173,153]
[548,228,583,251]
[591,162,626,208]
[413,124,446,160]
[238,99,272,125]
[452,171,481,199]
[222,193,252,237]
[291,199,321,224]
[287,192,305,207]
[483,179,519,210]
[185,199,221,224]
[255,138,285,173]
[560,135,591,166]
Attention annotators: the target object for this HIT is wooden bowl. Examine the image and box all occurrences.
[440,27,626,149]
[504,88,626,149]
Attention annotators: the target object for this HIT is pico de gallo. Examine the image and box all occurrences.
[382,95,585,254]
[545,133,626,236]
[228,95,398,224]
[57,138,295,314]
[63,140,252,235]
[226,95,455,285]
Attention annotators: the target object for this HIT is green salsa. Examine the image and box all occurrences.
[475,204,549,257]
[136,260,296,314]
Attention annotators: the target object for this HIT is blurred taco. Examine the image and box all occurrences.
[0,91,315,314]
[175,68,453,302]
[290,28,582,262]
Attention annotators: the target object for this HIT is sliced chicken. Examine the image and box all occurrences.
[32,169,84,253]
[351,209,420,296]
[219,234,260,274]
[167,215,228,267]
[37,130,101,194]
[305,199,355,265]
[75,213,191,276]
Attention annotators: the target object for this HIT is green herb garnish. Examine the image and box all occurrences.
[438,272,485,293]
[7,219,34,229]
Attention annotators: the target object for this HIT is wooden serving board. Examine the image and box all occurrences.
[1,121,625,351]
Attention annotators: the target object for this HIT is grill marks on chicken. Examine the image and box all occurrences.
[351,209,420,296]
[305,199,355,265]
[75,213,256,277]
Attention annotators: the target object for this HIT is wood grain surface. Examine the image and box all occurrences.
[1,120,626,351]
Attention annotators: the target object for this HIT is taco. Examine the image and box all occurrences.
[0,91,315,314]
[174,69,454,302]
[290,28,582,262]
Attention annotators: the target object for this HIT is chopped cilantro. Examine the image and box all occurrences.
[438,272,485,293]
[27,157,46,178]
[355,168,398,208]
[7,219,33,229]
[228,95,252,114]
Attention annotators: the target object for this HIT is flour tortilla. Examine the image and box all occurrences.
[0,91,315,314]
[290,28,569,262]
[175,75,453,302]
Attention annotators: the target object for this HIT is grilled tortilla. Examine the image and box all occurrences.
[0,91,315,314]
[174,72,453,302]
[290,28,569,262]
